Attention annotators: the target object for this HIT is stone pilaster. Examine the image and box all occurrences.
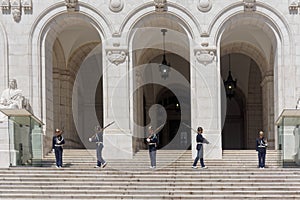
[191,46,222,159]
[261,73,275,149]
[0,121,10,168]
[103,47,133,159]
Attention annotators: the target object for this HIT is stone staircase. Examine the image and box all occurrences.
[1,149,300,199]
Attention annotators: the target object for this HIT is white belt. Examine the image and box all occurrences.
[197,142,203,144]
[54,144,63,147]
[148,143,156,145]
[258,145,266,148]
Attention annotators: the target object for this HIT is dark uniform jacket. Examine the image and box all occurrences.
[196,134,209,150]
[256,137,267,153]
[52,135,65,149]
[148,134,158,152]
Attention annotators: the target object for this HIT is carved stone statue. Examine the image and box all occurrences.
[0,79,31,121]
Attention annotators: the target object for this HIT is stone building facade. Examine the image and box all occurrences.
[0,0,299,165]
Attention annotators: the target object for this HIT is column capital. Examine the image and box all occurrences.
[260,72,273,87]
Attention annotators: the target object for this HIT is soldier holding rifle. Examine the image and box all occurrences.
[183,123,210,169]
[146,124,164,169]
[89,121,115,168]
[192,127,209,169]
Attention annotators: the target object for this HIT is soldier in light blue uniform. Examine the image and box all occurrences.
[89,125,107,168]
[52,129,65,168]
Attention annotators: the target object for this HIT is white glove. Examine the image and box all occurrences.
[89,138,92,142]
[52,149,55,153]
[146,138,150,143]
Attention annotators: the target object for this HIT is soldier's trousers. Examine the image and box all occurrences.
[193,148,205,167]
[96,143,106,166]
[54,147,63,167]
[258,150,266,168]
[149,150,156,167]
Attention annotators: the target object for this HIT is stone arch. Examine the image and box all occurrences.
[29,5,108,152]
[130,19,191,150]
[210,3,292,45]
[212,4,295,150]
[29,4,112,119]
[120,2,202,42]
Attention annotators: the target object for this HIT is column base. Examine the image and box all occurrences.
[103,130,133,159]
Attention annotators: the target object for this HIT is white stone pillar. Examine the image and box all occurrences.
[191,47,222,159]
[261,73,275,149]
[103,48,133,159]
[0,120,10,168]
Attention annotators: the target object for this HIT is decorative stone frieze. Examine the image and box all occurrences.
[65,0,78,11]
[22,0,32,10]
[106,49,127,66]
[289,0,300,13]
[0,0,10,10]
[243,0,256,12]
[109,0,124,12]
[197,0,212,12]
[0,0,32,22]
[154,0,167,12]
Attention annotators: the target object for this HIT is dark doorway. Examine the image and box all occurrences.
[222,89,246,149]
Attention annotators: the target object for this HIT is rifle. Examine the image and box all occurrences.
[147,123,165,139]
[183,122,209,144]
[182,122,198,133]
[90,121,115,139]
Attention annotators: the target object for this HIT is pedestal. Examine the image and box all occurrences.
[0,120,10,168]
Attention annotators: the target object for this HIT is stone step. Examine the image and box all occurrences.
[0,149,290,199]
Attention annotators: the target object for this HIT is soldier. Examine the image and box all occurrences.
[192,127,209,169]
[146,126,158,169]
[256,131,268,169]
[52,128,65,168]
[89,125,107,168]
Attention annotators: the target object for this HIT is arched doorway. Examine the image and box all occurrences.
[156,86,191,150]
[44,14,104,149]
[222,86,246,150]
[221,52,265,150]
[217,12,278,150]
[129,13,192,151]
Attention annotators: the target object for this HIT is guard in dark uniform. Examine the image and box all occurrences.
[256,131,268,169]
[192,127,209,169]
[52,129,65,168]
[146,126,158,169]
[89,125,107,168]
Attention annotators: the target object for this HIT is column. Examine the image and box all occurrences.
[0,120,10,167]
[261,73,275,149]
[103,47,133,159]
[191,47,222,159]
